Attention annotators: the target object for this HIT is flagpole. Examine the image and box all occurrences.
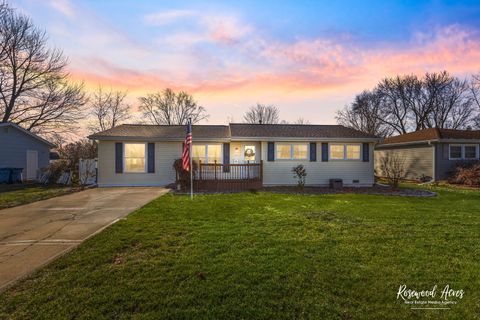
[189,118,193,200]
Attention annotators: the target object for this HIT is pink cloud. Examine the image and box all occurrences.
[69,24,480,101]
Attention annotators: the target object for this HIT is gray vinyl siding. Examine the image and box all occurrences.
[97,141,182,187]
[0,125,50,177]
[98,140,261,187]
[99,140,375,187]
[374,144,434,180]
[261,141,374,186]
[434,143,480,180]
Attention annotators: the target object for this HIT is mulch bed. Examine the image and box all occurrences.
[173,184,437,197]
[260,185,437,197]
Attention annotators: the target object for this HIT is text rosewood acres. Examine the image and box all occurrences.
[397,284,464,302]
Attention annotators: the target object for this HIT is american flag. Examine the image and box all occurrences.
[182,121,192,171]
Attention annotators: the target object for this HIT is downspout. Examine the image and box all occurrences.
[429,140,436,182]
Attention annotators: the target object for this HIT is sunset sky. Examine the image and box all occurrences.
[14,0,480,125]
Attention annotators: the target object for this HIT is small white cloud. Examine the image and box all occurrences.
[48,0,76,19]
[144,10,195,25]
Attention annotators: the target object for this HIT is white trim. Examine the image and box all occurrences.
[232,137,379,142]
[329,143,362,161]
[123,142,147,173]
[464,144,478,160]
[275,143,309,160]
[432,145,436,181]
[192,143,223,164]
[448,144,478,160]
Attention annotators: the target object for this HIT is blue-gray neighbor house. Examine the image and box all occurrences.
[0,123,54,181]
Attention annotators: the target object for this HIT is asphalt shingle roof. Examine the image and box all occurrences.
[89,124,230,140]
[229,123,377,138]
[89,123,378,140]
[380,128,480,145]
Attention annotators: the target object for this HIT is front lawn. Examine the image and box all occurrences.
[0,184,74,209]
[1,187,479,319]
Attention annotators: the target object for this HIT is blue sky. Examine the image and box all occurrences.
[13,0,480,124]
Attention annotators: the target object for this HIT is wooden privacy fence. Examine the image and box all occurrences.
[194,160,263,192]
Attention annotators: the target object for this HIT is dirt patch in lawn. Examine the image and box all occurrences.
[260,185,436,197]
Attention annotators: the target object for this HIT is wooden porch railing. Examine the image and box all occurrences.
[194,160,263,192]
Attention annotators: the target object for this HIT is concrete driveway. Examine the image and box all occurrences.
[0,187,168,291]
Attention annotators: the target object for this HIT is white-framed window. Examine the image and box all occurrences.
[449,144,478,160]
[192,144,222,163]
[464,145,477,159]
[124,143,146,173]
[276,143,308,160]
[329,144,361,160]
[330,144,344,160]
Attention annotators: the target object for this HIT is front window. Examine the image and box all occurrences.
[124,143,146,172]
[449,145,462,159]
[192,144,222,163]
[276,143,308,160]
[464,146,477,159]
[330,144,362,160]
[346,145,361,160]
[330,144,345,160]
[450,144,478,160]
[276,144,292,159]
[293,144,308,159]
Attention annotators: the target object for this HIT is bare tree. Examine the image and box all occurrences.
[139,88,208,125]
[88,86,130,133]
[243,103,280,124]
[0,3,86,134]
[378,152,406,188]
[336,90,390,137]
[339,71,476,135]
[426,76,474,129]
[294,117,311,125]
[376,75,418,134]
[471,74,480,128]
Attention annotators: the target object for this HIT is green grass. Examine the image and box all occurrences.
[1,186,480,319]
[0,185,74,209]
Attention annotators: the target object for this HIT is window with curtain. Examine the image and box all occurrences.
[192,144,222,163]
[124,143,146,172]
[346,145,361,160]
[330,144,361,160]
[330,144,345,160]
[276,143,308,160]
[276,144,292,159]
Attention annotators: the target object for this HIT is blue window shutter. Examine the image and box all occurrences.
[310,142,317,162]
[268,142,275,161]
[223,143,230,172]
[362,143,369,162]
[115,142,123,173]
[321,143,328,162]
[148,143,155,173]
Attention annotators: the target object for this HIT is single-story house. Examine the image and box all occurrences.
[89,123,379,188]
[0,122,55,181]
[374,128,480,181]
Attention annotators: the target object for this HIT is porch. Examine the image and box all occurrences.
[194,161,263,192]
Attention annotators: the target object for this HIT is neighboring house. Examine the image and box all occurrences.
[374,128,480,181]
[0,123,55,181]
[88,123,379,188]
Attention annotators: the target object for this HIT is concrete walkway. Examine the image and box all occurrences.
[0,187,168,291]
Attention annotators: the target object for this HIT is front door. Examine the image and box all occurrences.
[26,150,38,180]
